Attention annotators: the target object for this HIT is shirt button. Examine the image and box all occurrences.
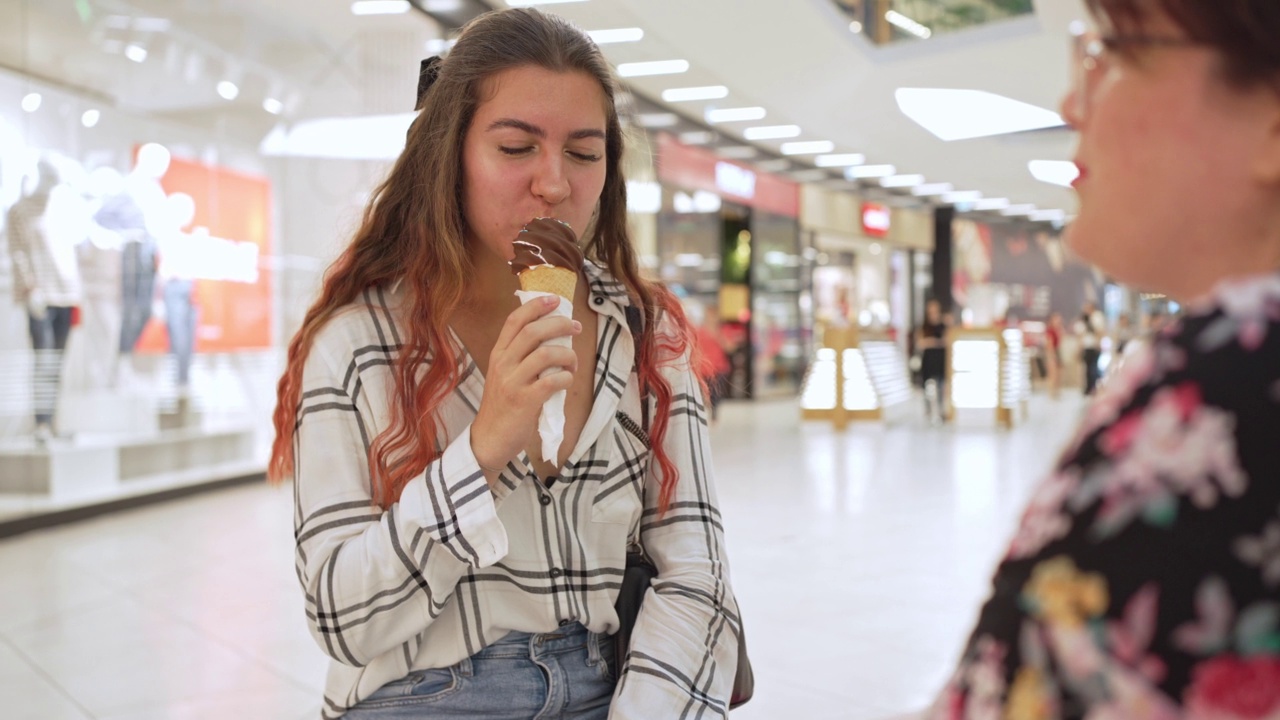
[593,296,604,306]
[539,494,552,506]
[550,567,563,578]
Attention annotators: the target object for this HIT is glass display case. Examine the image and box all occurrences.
[946,326,1030,427]
[800,326,912,428]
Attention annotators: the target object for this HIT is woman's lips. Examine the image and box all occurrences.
[1071,162,1088,187]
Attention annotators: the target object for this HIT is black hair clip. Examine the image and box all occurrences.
[416,55,443,110]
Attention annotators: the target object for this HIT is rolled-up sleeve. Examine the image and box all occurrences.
[293,338,508,668]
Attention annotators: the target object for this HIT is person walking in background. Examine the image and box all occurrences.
[1044,311,1064,399]
[268,9,740,718]
[1075,299,1106,394]
[931,0,1280,715]
[691,304,731,423]
[915,297,949,424]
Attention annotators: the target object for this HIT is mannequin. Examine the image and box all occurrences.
[73,166,128,391]
[6,157,85,441]
[155,192,198,402]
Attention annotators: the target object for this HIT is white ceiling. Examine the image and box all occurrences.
[1,0,1086,217]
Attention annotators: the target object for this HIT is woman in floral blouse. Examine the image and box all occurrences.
[932,1,1280,717]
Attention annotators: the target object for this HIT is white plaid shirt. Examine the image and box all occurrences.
[292,262,741,718]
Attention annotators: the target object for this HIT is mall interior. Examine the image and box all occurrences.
[0,0,1191,718]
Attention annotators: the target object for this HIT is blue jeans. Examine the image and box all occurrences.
[29,306,73,426]
[163,279,196,385]
[342,623,616,720]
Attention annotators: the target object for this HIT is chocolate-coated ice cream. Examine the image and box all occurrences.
[510,218,583,274]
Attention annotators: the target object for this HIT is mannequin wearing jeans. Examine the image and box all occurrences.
[6,159,83,440]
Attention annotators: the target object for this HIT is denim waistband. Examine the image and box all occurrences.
[478,622,600,660]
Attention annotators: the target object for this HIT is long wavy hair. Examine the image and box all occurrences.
[269,7,703,514]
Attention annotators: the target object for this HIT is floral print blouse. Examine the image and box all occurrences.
[931,271,1280,720]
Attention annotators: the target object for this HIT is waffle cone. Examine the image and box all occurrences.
[518,266,577,302]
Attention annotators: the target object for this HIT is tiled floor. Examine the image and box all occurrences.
[0,393,1085,720]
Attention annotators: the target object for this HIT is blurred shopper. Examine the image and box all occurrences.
[268,9,739,719]
[932,1,1280,716]
[916,298,950,424]
[691,305,731,423]
[1075,299,1106,394]
[1044,312,1065,399]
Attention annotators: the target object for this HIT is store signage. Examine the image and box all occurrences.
[861,202,890,238]
[655,133,800,218]
[714,161,756,199]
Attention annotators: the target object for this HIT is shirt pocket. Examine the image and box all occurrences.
[590,411,649,525]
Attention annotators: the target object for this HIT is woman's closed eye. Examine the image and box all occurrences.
[498,146,601,163]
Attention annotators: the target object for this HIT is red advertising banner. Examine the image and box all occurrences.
[135,153,272,353]
[655,133,800,218]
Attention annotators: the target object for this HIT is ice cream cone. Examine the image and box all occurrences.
[517,265,577,302]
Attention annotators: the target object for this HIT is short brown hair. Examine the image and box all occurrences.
[1088,0,1280,88]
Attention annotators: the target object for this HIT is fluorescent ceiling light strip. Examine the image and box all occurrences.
[912,182,953,196]
[617,59,689,77]
[1031,209,1067,223]
[587,27,644,44]
[662,85,728,102]
[636,113,678,128]
[972,198,1011,211]
[679,131,715,145]
[845,164,895,179]
[1029,159,1080,188]
[896,88,1065,141]
[880,174,924,188]
[1001,204,1037,216]
[706,106,766,123]
[507,0,589,5]
[815,153,866,167]
[716,146,757,159]
[351,0,410,15]
[743,125,801,140]
[886,10,932,39]
[780,140,834,155]
[942,190,982,203]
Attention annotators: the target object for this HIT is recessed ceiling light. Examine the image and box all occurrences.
[880,174,925,188]
[124,44,148,63]
[21,93,41,112]
[617,60,689,77]
[662,85,728,102]
[896,88,1065,141]
[743,125,801,140]
[845,164,896,179]
[815,153,866,168]
[587,27,644,44]
[1029,160,1080,188]
[81,109,100,128]
[263,97,285,115]
[217,80,239,100]
[780,141,834,155]
[351,0,410,15]
[705,106,766,123]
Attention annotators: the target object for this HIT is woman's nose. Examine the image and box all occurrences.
[532,156,569,205]
[1060,86,1084,130]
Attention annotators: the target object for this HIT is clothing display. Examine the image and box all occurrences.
[6,163,83,311]
[95,190,155,354]
[933,271,1280,717]
[291,263,740,718]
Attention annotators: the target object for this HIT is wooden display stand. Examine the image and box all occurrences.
[946,327,1030,428]
[800,325,912,430]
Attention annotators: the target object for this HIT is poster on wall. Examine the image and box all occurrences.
[952,218,1102,321]
[135,153,272,353]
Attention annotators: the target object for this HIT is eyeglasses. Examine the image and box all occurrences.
[1068,25,1204,120]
